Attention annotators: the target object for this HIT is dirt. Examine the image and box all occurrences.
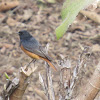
[0,0,100,100]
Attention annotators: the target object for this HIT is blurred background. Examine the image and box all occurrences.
[0,0,100,100]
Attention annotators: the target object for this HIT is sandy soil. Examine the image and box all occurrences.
[0,0,100,100]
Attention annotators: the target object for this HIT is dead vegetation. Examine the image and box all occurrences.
[0,0,100,100]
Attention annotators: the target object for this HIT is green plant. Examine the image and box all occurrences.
[55,0,95,40]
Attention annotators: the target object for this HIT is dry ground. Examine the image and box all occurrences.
[0,0,100,100]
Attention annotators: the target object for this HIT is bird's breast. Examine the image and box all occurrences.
[20,45,40,59]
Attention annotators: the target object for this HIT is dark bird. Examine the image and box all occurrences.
[17,30,57,71]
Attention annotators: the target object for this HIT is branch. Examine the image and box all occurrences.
[10,65,37,100]
[45,64,55,100]
[58,59,71,100]
[0,78,19,100]
[39,44,55,100]
[0,63,37,100]
[73,62,100,100]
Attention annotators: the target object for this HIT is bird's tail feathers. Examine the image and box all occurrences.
[41,57,57,71]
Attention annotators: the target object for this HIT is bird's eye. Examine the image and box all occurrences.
[19,32,23,35]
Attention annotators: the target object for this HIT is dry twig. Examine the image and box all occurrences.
[73,62,100,100]
[58,59,71,100]
[0,63,37,100]
[10,64,37,100]
[39,44,55,100]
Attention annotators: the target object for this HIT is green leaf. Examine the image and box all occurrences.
[56,0,95,40]
[4,72,10,79]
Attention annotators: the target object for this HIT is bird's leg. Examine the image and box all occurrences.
[25,59,36,71]
[33,59,36,67]
[32,59,36,63]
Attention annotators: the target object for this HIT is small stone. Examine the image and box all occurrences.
[6,17,17,27]
[28,87,33,92]
[23,9,33,21]
[4,43,13,49]
[0,47,6,54]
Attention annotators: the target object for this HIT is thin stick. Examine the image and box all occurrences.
[45,44,55,100]
[73,62,100,100]
[9,64,37,100]
[25,59,36,71]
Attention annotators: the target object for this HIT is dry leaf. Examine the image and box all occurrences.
[69,24,85,32]
[0,1,19,12]
[80,10,100,24]
[91,44,100,52]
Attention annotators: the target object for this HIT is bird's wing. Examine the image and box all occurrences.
[22,38,52,61]
[39,45,52,61]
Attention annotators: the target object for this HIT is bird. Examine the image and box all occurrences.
[17,30,57,71]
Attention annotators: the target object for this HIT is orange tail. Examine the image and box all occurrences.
[41,57,57,71]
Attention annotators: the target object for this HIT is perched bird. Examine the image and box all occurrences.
[17,30,57,71]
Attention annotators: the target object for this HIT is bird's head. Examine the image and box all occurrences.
[17,30,32,40]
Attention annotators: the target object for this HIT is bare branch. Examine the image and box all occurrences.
[0,62,37,100]
[0,78,19,100]
[39,44,55,100]
[58,59,71,100]
[9,65,37,100]
[73,62,100,100]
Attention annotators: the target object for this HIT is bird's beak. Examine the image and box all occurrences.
[17,32,20,35]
